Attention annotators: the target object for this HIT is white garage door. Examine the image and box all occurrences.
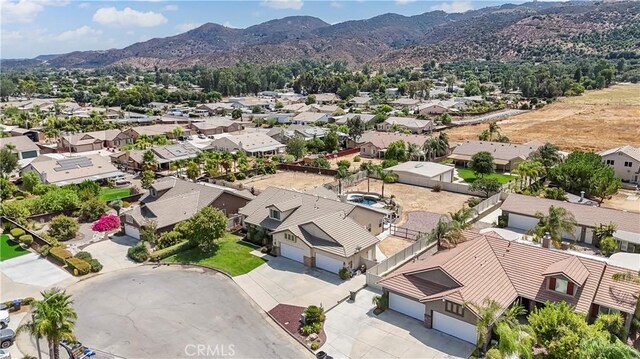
[280,243,304,263]
[315,253,344,274]
[432,311,477,344]
[389,293,424,321]
[124,224,140,239]
[508,213,539,231]
[585,228,594,244]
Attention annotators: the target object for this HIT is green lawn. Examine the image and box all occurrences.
[163,233,266,276]
[1,234,28,261]
[456,168,517,184]
[99,187,132,201]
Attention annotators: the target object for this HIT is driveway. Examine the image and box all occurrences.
[234,256,366,311]
[18,265,310,359]
[0,253,76,301]
[82,235,139,273]
[323,288,475,359]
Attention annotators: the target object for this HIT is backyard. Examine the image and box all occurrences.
[163,233,266,276]
[238,170,330,192]
[0,234,28,261]
[99,187,132,201]
[455,168,517,184]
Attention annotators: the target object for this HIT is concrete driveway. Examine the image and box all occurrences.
[323,288,475,359]
[17,265,310,359]
[0,253,76,301]
[234,256,366,311]
[82,235,139,273]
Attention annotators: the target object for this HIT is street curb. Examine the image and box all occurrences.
[143,262,233,279]
[263,308,316,356]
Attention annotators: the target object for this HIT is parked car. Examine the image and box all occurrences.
[0,348,10,359]
[198,134,206,139]
[0,311,8,329]
[0,328,15,349]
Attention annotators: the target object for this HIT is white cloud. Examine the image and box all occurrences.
[395,0,415,4]
[329,1,343,8]
[162,4,178,11]
[53,25,102,41]
[175,22,200,33]
[430,0,473,13]
[261,0,303,10]
[92,6,168,27]
[0,0,44,23]
[223,21,237,28]
[78,2,90,9]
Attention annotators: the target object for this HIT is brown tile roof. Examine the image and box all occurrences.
[501,194,640,233]
[451,140,542,162]
[298,212,379,257]
[358,131,426,149]
[0,135,39,152]
[541,257,589,286]
[593,265,640,313]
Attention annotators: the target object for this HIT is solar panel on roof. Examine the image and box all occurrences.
[54,157,93,171]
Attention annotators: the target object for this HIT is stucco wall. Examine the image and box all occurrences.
[347,206,385,235]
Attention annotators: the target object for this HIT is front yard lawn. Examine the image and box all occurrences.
[456,168,517,184]
[163,233,266,276]
[1,234,28,261]
[99,187,131,201]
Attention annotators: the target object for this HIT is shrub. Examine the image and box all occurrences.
[339,267,350,280]
[372,294,388,311]
[127,242,150,263]
[48,215,79,241]
[38,244,51,257]
[312,322,322,334]
[19,234,33,247]
[122,201,131,208]
[466,197,482,207]
[78,198,108,222]
[66,257,91,276]
[22,297,35,305]
[91,214,121,232]
[88,259,103,273]
[337,160,351,169]
[149,240,196,262]
[599,236,618,257]
[304,305,326,324]
[299,325,315,336]
[497,214,508,228]
[310,341,320,350]
[226,174,236,182]
[74,251,93,262]
[235,172,246,180]
[49,246,72,264]
[311,157,330,169]
[485,348,501,359]
[432,184,442,192]
[381,159,398,168]
[10,228,25,238]
[156,231,183,249]
[353,155,361,162]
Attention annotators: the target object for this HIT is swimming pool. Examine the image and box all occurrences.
[346,193,385,208]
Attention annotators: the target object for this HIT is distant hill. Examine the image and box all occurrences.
[4,1,639,69]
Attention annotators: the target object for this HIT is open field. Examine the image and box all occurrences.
[239,170,331,192]
[445,84,640,152]
[601,189,640,213]
[328,153,384,171]
[378,236,413,257]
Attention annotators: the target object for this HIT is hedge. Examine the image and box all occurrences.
[150,240,196,262]
[10,228,25,238]
[66,257,91,276]
[19,234,33,246]
[49,247,72,264]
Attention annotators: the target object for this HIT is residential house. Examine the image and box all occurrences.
[122,177,254,239]
[599,145,640,184]
[416,100,456,115]
[377,117,434,134]
[124,124,192,140]
[501,193,640,252]
[205,132,285,157]
[389,98,421,109]
[314,93,338,104]
[21,154,124,186]
[196,102,235,116]
[379,231,640,344]
[448,140,543,171]
[240,187,388,273]
[292,112,330,125]
[348,96,371,108]
[229,97,273,111]
[309,104,340,114]
[385,161,455,184]
[385,88,400,96]
[335,113,376,126]
[7,127,46,143]
[0,136,40,162]
[358,132,426,158]
[59,129,134,152]
[190,117,243,136]
[111,143,201,171]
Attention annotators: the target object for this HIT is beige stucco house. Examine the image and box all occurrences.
[599,145,640,184]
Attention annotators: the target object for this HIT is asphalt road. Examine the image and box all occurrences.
[67,265,311,359]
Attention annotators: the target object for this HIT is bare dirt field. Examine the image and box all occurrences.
[601,189,640,213]
[378,236,413,257]
[445,84,640,152]
[328,153,384,171]
[239,171,331,192]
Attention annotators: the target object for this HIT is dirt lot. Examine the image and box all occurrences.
[601,189,640,213]
[445,84,640,152]
[238,170,331,192]
[378,236,413,257]
[348,179,473,224]
[328,153,384,171]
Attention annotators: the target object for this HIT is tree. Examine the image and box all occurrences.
[184,207,227,251]
[427,217,465,250]
[141,170,155,189]
[0,177,18,200]
[108,199,123,216]
[91,214,121,232]
[494,322,534,359]
[599,236,618,257]
[78,198,108,222]
[360,161,376,193]
[549,151,619,199]
[514,160,545,188]
[286,135,306,161]
[186,161,200,182]
[595,312,625,341]
[346,115,365,143]
[593,222,617,241]
[324,130,339,153]
[305,94,316,105]
[448,207,477,229]
[337,81,358,100]
[0,78,16,101]
[469,178,502,198]
[312,157,330,169]
[142,150,157,171]
[48,215,79,241]
[374,165,397,198]
[335,167,352,195]
[590,167,622,204]
[17,288,77,359]
[531,142,562,171]
[467,299,501,352]
[231,109,243,119]
[140,219,157,243]
[531,206,577,244]
[384,140,408,162]
[0,144,18,178]
[22,171,42,193]
[469,151,495,178]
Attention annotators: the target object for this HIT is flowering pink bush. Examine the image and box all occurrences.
[91,214,121,232]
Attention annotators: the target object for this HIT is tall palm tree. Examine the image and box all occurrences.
[467,299,502,353]
[360,161,376,193]
[427,218,465,250]
[335,167,352,195]
[17,288,77,359]
[531,206,577,243]
[488,122,501,141]
[448,207,477,230]
[532,142,562,171]
[407,142,420,161]
[374,165,397,198]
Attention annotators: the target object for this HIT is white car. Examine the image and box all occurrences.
[0,311,8,329]
[0,348,11,359]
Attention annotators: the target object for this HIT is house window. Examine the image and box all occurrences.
[548,277,575,296]
[606,160,615,165]
[269,209,281,221]
[624,161,633,167]
[599,306,620,315]
[284,232,296,242]
[445,301,464,317]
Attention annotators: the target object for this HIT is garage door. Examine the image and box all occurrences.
[280,243,304,263]
[432,311,476,344]
[124,224,140,239]
[315,253,344,274]
[508,213,539,231]
[389,293,424,321]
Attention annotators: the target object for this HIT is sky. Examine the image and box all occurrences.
[1,0,536,59]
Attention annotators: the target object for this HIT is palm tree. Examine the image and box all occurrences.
[360,161,376,193]
[335,167,352,195]
[220,150,234,173]
[448,207,477,230]
[407,142,420,161]
[532,142,562,171]
[18,288,77,359]
[488,122,501,141]
[427,218,465,250]
[374,165,397,198]
[467,299,502,353]
[494,322,534,359]
[531,206,577,243]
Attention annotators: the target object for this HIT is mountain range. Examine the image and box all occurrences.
[3,1,639,70]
